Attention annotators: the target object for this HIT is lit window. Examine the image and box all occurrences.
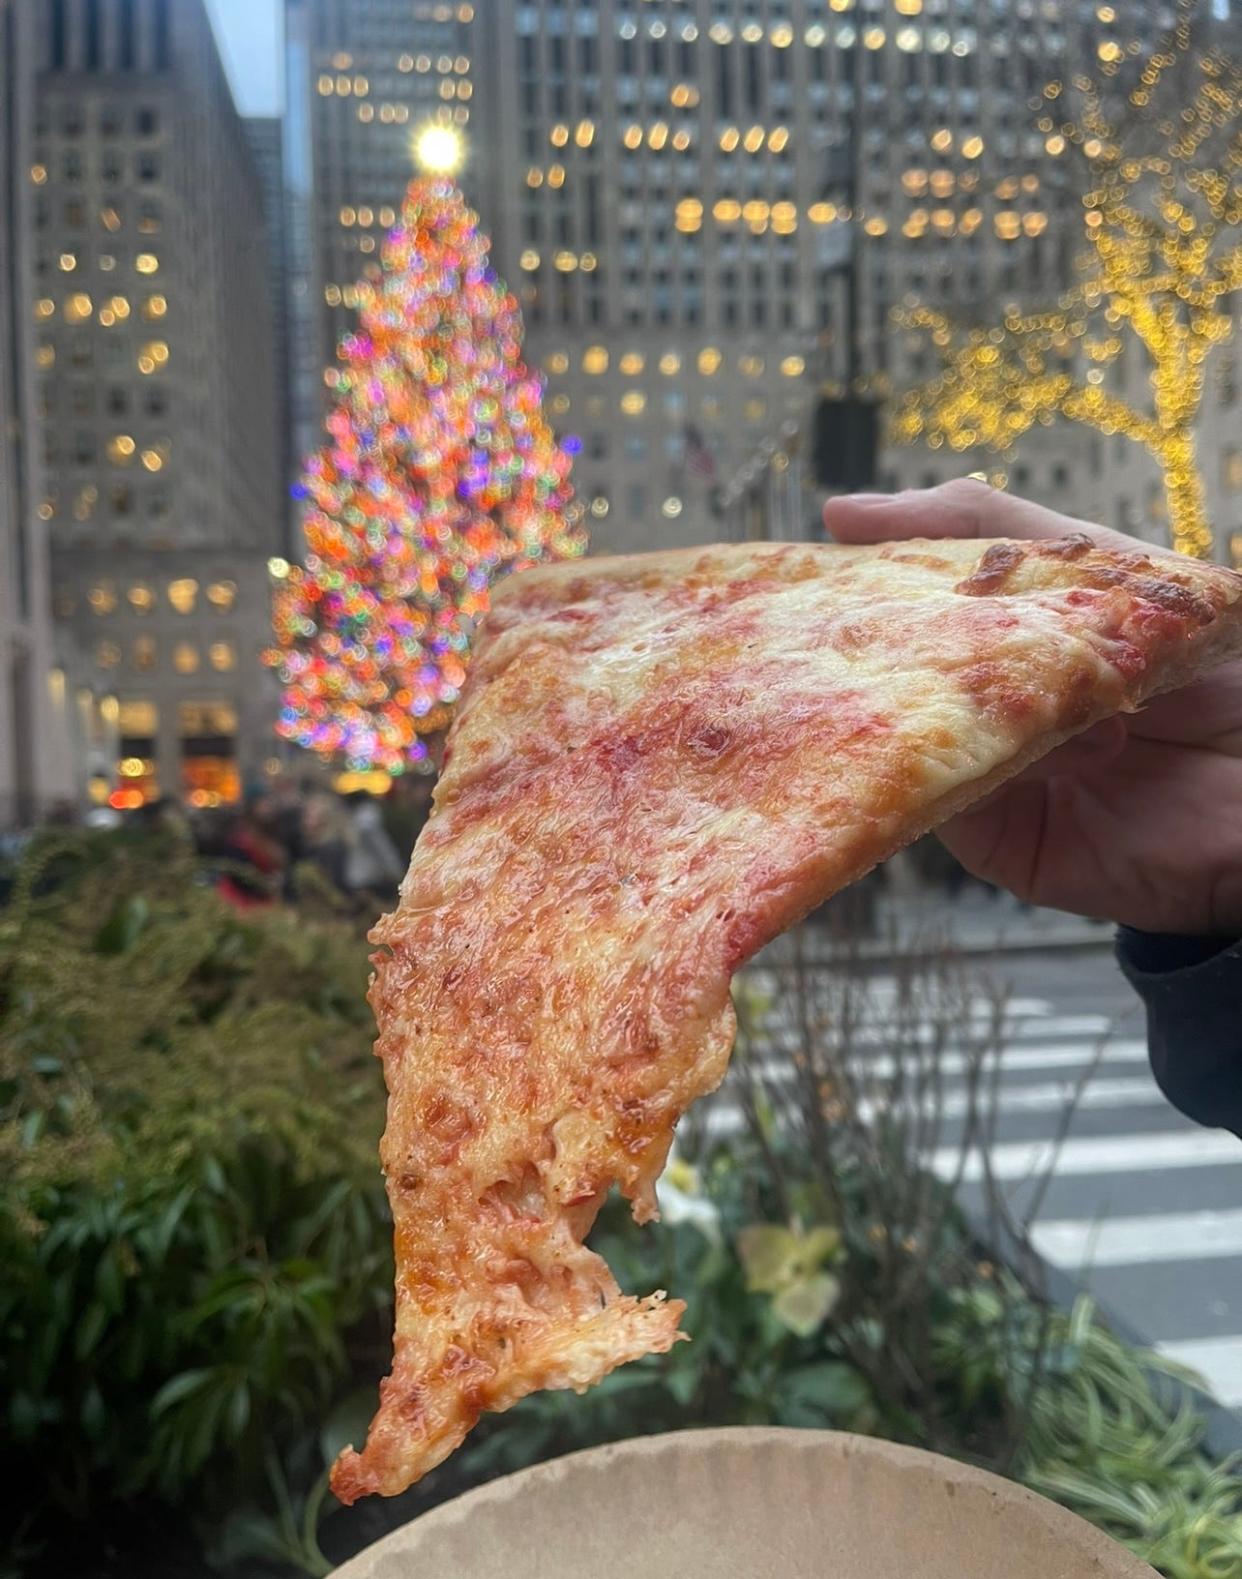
[143,293,167,319]
[961,136,985,160]
[135,253,159,274]
[719,126,740,152]
[140,448,164,472]
[36,344,54,367]
[771,23,794,46]
[582,346,609,374]
[620,390,646,415]
[117,700,157,735]
[863,26,886,48]
[930,128,953,153]
[34,297,55,319]
[317,73,334,94]
[30,163,48,185]
[768,127,790,153]
[268,558,290,580]
[173,643,199,675]
[661,496,683,518]
[580,252,597,273]
[713,199,741,223]
[358,104,375,122]
[110,294,130,319]
[547,164,565,188]
[397,54,413,72]
[128,583,155,613]
[649,122,669,150]
[88,584,118,615]
[379,206,395,227]
[133,637,157,671]
[97,641,121,668]
[780,356,805,377]
[359,236,376,253]
[324,284,342,305]
[623,124,643,150]
[807,202,837,224]
[519,249,540,270]
[864,216,888,236]
[106,434,136,465]
[550,393,570,415]
[554,250,577,271]
[64,292,93,322]
[619,352,645,375]
[206,580,236,611]
[743,126,764,153]
[550,123,569,147]
[659,352,681,376]
[357,206,373,227]
[209,642,236,672]
[896,27,922,50]
[590,495,610,517]
[58,251,77,272]
[168,578,198,613]
[575,120,594,147]
[340,205,356,226]
[544,352,569,375]
[698,347,722,375]
[675,198,703,233]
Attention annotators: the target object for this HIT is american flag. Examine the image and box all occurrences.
[684,424,717,483]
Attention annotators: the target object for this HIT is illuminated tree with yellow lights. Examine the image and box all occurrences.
[892,10,1242,558]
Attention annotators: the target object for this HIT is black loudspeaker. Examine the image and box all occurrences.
[812,397,880,491]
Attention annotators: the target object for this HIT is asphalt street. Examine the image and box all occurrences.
[725,924,1242,1411]
[951,943,1242,1409]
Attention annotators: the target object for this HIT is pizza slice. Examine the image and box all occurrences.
[331,534,1242,1504]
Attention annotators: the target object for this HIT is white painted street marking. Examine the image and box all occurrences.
[1033,1208,1242,1270]
[1155,1336,1242,1408]
[938,1130,1242,1184]
[746,1037,1150,1085]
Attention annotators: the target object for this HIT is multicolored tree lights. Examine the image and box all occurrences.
[267,168,585,772]
[892,6,1242,558]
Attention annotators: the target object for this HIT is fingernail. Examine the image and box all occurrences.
[844,492,893,505]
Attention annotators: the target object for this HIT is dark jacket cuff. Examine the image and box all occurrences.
[1116,929,1242,1137]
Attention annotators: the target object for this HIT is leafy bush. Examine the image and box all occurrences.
[4,832,1241,1579]
[0,831,391,1575]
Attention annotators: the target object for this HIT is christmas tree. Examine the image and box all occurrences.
[268,132,584,773]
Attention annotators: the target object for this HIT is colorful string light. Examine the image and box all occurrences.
[891,4,1241,559]
[266,176,586,771]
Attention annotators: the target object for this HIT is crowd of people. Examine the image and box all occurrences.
[194,774,434,910]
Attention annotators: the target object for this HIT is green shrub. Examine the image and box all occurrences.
[0,831,391,1574]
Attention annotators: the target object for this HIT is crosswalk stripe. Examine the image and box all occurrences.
[938,1130,1242,1184]
[1033,1208,1242,1270]
[1154,1337,1242,1408]
[744,1037,1150,1085]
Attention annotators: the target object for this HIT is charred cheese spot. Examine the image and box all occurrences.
[954,540,1026,596]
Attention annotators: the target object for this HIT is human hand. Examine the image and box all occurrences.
[823,480,1242,936]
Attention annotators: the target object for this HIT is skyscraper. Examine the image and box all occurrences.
[0,0,76,826]
[15,0,282,808]
[468,1,1179,553]
[285,0,475,378]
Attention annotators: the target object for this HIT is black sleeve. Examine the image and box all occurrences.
[1116,929,1242,1137]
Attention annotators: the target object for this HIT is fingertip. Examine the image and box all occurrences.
[821,493,899,542]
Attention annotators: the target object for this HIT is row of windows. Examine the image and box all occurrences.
[36,104,159,140]
[39,485,169,522]
[46,0,170,74]
[82,578,237,616]
[42,383,169,419]
[95,639,237,674]
[31,150,161,185]
[543,347,803,379]
[35,286,164,323]
[35,197,161,233]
